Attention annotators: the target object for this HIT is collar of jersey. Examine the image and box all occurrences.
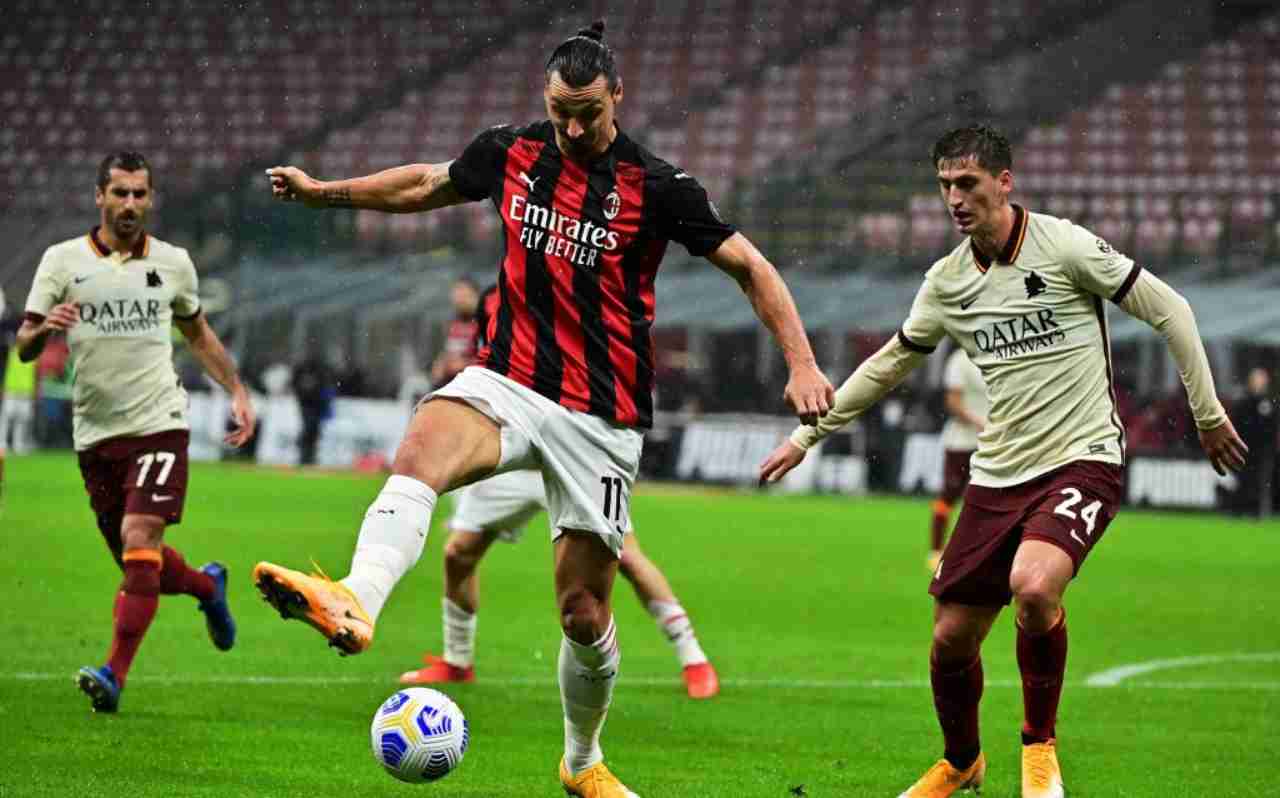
[970,203,1027,273]
[87,226,149,260]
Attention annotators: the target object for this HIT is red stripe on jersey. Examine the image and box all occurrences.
[548,156,592,413]
[498,138,547,384]
[598,161,650,426]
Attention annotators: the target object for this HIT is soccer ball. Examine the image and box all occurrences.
[370,688,469,783]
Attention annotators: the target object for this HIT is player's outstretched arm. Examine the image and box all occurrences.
[15,303,78,362]
[706,233,833,425]
[759,333,928,483]
[265,162,465,213]
[1118,270,1247,474]
[175,314,257,448]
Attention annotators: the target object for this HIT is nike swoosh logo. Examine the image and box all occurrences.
[960,297,978,310]
[152,493,174,502]
[74,275,93,284]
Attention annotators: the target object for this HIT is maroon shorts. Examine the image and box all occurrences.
[78,429,191,524]
[929,460,1124,606]
[941,449,974,503]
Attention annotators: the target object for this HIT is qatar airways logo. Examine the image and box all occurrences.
[972,308,1065,360]
[508,194,620,269]
[79,298,164,335]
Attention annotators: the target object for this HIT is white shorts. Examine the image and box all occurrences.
[429,367,643,556]
[448,469,547,543]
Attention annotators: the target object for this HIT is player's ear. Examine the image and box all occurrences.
[998,168,1013,197]
[94,185,104,208]
[611,77,623,107]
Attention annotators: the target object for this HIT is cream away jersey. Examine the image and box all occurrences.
[940,347,988,452]
[899,205,1140,488]
[25,230,200,450]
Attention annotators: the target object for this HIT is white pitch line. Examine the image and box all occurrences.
[4,672,1278,691]
[1084,652,1280,687]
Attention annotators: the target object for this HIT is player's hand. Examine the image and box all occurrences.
[759,439,808,484]
[42,303,80,332]
[1198,416,1248,475]
[224,389,258,448]
[783,362,834,426]
[265,166,326,207]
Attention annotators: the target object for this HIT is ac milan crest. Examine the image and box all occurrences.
[603,190,621,220]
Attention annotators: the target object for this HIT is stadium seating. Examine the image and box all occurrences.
[0,0,521,212]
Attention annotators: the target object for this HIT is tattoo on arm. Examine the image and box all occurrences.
[323,187,353,207]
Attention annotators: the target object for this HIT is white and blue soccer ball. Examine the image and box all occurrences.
[370,688,469,783]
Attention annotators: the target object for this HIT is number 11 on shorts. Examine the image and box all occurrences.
[600,476,627,533]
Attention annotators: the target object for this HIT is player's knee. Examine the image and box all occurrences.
[121,516,165,550]
[1012,577,1063,629]
[443,534,482,570]
[931,618,982,665]
[558,586,606,643]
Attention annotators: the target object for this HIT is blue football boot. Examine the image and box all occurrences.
[76,665,121,713]
[197,562,236,651]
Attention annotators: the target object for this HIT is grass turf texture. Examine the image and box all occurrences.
[1,452,1277,797]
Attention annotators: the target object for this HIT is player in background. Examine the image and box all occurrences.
[401,285,718,699]
[429,276,481,388]
[759,125,1246,798]
[15,152,257,713]
[255,21,831,797]
[927,346,987,573]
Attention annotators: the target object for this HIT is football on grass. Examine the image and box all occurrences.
[371,688,469,782]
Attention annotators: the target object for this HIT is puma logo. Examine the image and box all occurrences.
[519,171,539,191]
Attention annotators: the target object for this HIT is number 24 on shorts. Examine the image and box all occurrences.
[1053,487,1103,547]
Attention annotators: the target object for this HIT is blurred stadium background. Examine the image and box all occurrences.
[2,0,1278,515]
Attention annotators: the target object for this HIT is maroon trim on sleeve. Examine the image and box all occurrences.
[24,311,46,325]
[898,328,936,354]
[173,306,202,322]
[1110,263,1142,304]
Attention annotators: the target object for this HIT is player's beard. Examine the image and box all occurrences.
[109,208,144,241]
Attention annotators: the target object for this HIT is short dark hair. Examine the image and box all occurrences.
[931,125,1012,176]
[97,151,152,190]
[545,20,619,90]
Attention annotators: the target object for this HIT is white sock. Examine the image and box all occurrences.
[340,475,436,621]
[648,600,707,667]
[559,617,619,775]
[442,597,477,668]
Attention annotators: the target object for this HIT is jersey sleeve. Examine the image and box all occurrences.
[943,349,967,390]
[448,126,508,202]
[898,278,946,354]
[24,248,66,320]
[1059,221,1142,303]
[172,250,201,320]
[654,171,737,256]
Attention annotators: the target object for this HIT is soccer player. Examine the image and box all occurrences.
[429,276,481,388]
[15,152,257,713]
[0,284,7,500]
[759,125,1247,798]
[401,285,718,699]
[926,346,987,573]
[254,21,832,797]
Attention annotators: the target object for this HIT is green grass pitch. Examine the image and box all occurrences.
[1,452,1277,797]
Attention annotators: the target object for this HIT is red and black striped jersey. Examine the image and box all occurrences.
[448,121,736,429]
[474,284,500,352]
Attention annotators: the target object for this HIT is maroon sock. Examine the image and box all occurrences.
[1017,608,1068,744]
[929,500,950,551]
[106,556,161,686]
[159,546,215,601]
[931,653,983,769]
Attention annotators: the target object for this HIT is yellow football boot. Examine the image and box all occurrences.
[897,753,985,797]
[559,758,640,798]
[1022,741,1064,798]
[252,561,373,655]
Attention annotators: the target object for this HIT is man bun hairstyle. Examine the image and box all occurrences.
[97,151,153,190]
[545,20,619,90]
[931,125,1012,176]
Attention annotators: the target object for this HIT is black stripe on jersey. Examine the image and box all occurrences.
[1092,296,1127,462]
[523,145,566,402]
[898,329,936,354]
[576,164,619,419]
[621,245,654,428]
[484,149,516,376]
[1110,263,1142,304]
